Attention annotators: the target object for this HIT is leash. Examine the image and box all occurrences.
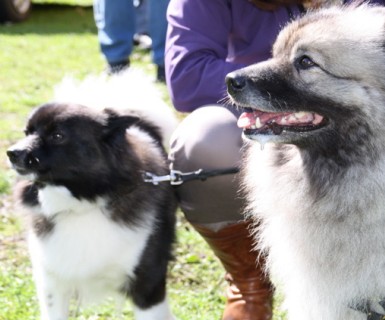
[350,300,385,320]
[142,167,239,185]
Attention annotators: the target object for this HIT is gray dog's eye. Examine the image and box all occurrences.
[296,55,316,70]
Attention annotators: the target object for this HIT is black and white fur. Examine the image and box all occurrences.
[227,4,385,320]
[7,70,178,320]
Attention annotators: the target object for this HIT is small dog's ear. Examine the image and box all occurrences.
[103,109,140,137]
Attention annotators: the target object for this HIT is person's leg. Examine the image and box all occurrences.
[148,0,169,81]
[93,0,135,71]
[134,0,148,35]
[169,106,273,320]
[169,106,244,226]
[133,0,152,50]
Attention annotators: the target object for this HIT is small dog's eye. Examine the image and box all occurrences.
[296,56,316,70]
[50,132,65,143]
[53,133,63,140]
[24,126,34,136]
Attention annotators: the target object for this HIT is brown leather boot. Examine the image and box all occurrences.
[192,220,273,320]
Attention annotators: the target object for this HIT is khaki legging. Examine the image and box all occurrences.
[169,105,246,227]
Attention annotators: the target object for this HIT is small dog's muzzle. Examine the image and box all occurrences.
[7,146,40,171]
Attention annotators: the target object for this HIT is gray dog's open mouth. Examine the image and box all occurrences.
[238,108,327,136]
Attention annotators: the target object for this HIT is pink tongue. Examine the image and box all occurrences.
[238,112,256,129]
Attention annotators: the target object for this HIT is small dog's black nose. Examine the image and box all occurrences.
[7,149,25,164]
[226,73,247,93]
[7,148,40,171]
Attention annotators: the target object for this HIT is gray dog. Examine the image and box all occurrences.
[226,4,385,320]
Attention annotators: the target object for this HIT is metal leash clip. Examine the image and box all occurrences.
[142,169,204,186]
[142,171,173,185]
[142,167,238,186]
[169,169,203,185]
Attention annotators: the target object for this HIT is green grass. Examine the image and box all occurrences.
[0,2,286,319]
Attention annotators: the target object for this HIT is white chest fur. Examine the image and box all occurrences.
[29,185,153,305]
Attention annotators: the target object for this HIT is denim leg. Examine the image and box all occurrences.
[148,0,169,66]
[93,0,136,64]
[135,0,148,35]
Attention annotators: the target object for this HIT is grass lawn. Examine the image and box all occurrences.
[0,2,286,319]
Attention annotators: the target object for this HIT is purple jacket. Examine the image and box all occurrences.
[165,0,302,112]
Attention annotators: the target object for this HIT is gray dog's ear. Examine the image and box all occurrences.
[102,109,140,137]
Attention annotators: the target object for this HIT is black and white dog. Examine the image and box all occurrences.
[7,71,178,320]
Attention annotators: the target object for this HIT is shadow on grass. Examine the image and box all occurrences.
[0,3,96,35]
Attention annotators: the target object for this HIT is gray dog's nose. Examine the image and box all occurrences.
[226,73,247,93]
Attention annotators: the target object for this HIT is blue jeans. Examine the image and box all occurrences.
[93,0,169,67]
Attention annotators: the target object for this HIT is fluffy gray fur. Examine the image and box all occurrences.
[227,4,385,320]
